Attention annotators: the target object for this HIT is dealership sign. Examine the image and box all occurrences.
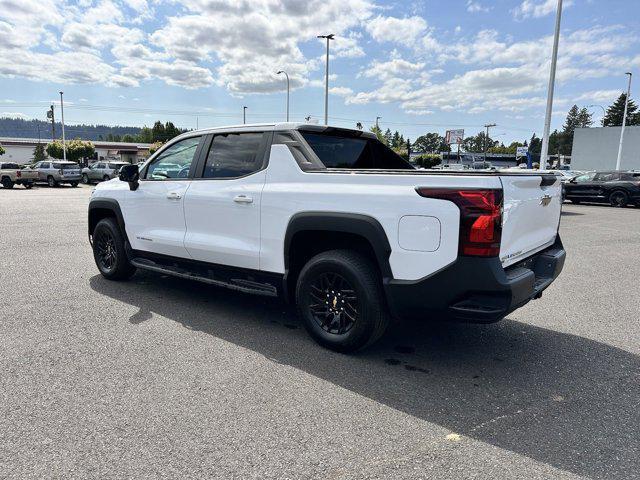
[445,129,464,145]
[516,146,529,157]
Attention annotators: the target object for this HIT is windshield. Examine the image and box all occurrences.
[300,132,414,170]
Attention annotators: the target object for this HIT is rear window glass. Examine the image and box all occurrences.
[53,163,79,170]
[108,163,125,169]
[300,132,413,170]
[1,163,20,169]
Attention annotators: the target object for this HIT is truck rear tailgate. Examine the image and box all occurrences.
[499,174,562,267]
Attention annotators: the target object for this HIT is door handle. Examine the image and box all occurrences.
[233,194,253,204]
[167,192,182,200]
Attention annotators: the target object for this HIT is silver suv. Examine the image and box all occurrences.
[33,161,82,187]
[82,161,129,184]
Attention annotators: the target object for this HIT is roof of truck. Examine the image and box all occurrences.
[178,123,377,138]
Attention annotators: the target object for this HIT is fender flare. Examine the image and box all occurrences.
[88,198,128,241]
[283,212,393,279]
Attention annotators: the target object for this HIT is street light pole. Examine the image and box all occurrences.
[483,123,496,164]
[317,34,334,125]
[243,106,247,125]
[616,72,632,171]
[59,91,67,162]
[376,116,381,129]
[276,71,290,122]
[540,0,563,171]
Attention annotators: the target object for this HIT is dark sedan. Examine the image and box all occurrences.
[564,171,640,207]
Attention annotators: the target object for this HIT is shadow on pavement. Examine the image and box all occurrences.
[90,272,639,479]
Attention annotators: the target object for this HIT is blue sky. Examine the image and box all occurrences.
[1,0,639,143]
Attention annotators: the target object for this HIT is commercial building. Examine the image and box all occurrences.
[571,126,640,171]
[0,137,152,165]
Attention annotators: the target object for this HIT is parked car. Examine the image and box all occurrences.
[88,123,565,352]
[33,160,82,187]
[564,170,640,207]
[82,161,129,184]
[0,162,39,189]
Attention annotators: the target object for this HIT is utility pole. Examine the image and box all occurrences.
[376,116,381,129]
[47,105,55,140]
[483,123,496,164]
[243,106,247,125]
[540,0,563,170]
[317,34,334,125]
[616,72,633,170]
[59,91,67,162]
[277,71,290,121]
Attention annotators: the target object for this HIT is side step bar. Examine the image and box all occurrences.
[130,257,278,297]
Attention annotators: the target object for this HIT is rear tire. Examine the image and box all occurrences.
[70,181,78,187]
[609,191,628,208]
[47,176,58,187]
[296,249,389,353]
[92,218,136,280]
[1,177,14,189]
[82,174,90,184]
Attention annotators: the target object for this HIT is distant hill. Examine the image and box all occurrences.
[0,117,143,141]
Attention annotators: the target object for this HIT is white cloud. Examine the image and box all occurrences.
[466,1,490,13]
[365,15,428,47]
[512,0,572,20]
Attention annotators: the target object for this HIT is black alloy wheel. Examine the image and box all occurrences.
[95,229,118,273]
[609,191,628,208]
[308,272,359,335]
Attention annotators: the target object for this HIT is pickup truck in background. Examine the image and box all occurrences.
[0,162,38,189]
[88,123,566,352]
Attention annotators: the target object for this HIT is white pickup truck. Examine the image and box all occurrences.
[88,123,565,352]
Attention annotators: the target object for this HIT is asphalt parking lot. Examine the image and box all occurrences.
[1,184,639,479]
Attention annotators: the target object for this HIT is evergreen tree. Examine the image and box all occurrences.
[603,93,640,127]
[383,128,393,146]
[152,121,166,142]
[529,133,541,154]
[391,131,401,149]
[369,124,384,143]
[32,143,46,162]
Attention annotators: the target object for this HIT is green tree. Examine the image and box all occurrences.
[32,143,46,162]
[383,128,392,146]
[603,93,640,127]
[46,139,95,163]
[413,133,447,153]
[560,105,593,155]
[529,133,542,154]
[151,121,166,142]
[136,126,154,143]
[369,124,384,143]
[462,131,497,153]
[0,143,5,156]
[149,141,164,154]
[413,154,441,168]
[122,134,136,143]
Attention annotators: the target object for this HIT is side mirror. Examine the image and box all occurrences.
[119,164,139,191]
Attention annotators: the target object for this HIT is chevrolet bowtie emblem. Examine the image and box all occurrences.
[540,194,552,206]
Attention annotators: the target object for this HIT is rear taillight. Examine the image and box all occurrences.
[415,188,503,257]
[16,170,21,178]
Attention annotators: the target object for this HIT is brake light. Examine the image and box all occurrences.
[16,170,21,178]
[415,188,503,257]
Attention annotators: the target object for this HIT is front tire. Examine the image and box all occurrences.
[296,250,389,353]
[82,174,90,184]
[47,176,58,187]
[92,218,136,280]
[609,191,628,208]
[24,182,33,189]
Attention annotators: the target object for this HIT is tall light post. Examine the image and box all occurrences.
[483,123,496,164]
[276,71,290,122]
[59,91,67,162]
[376,116,381,129]
[243,106,247,125]
[540,0,563,171]
[317,34,334,125]
[616,72,633,171]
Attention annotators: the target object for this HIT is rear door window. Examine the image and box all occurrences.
[594,172,620,182]
[202,132,265,179]
[300,131,413,170]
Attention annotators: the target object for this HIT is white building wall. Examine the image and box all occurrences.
[572,126,640,171]
[0,144,36,164]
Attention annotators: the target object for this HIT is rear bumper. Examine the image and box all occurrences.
[384,237,565,323]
